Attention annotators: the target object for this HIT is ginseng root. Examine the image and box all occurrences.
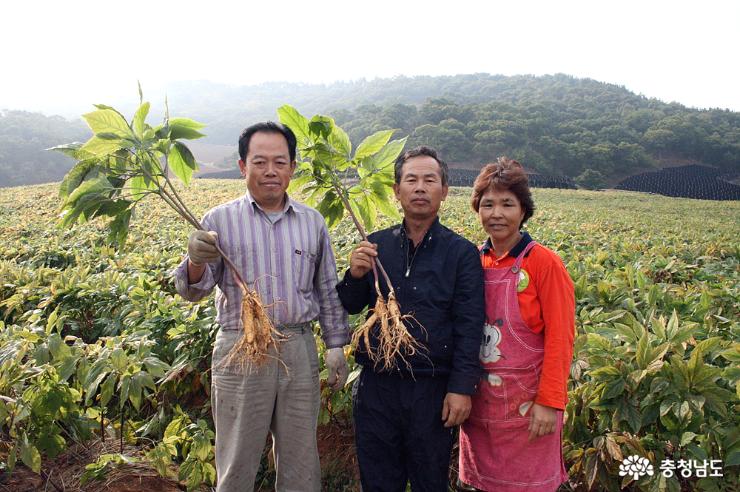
[334,186,427,372]
[351,290,424,371]
[224,285,284,368]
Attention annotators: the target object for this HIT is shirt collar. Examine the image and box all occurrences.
[245,191,297,214]
[397,216,441,242]
[481,231,533,257]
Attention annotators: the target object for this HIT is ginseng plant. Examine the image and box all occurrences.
[51,89,277,365]
[278,105,422,370]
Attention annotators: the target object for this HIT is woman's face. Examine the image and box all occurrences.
[478,187,526,247]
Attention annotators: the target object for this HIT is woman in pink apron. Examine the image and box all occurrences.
[459,157,575,491]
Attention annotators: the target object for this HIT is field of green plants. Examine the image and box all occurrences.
[0,180,737,491]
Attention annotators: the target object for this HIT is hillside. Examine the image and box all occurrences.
[163,74,740,182]
[0,110,88,187]
[1,74,739,189]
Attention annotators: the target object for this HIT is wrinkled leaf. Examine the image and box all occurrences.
[20,439,41,474]
[168,118,206,140]
[277,104,311,144]
[133,102,150,139]
[83,109,134,138]
[168,142,198,185]
[58,160,101,199]
[328,124,351,159]
[80,135,126,157]
[355,129,395,160]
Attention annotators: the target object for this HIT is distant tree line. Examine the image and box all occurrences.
[0,110,87,187]
[199,167,578,191]
[442,168,576,189]
[326,82,739,184]
[2,74,739,188]
[165,74,739,187]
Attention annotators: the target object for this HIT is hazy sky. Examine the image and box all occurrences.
[2,0,738,116]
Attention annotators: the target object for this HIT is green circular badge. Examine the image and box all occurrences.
[517,269,530,292]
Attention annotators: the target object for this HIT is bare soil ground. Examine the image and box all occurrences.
[0,440,184,492]
[1,420,358,492]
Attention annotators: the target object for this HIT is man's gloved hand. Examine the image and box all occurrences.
[325,347,349,391]
[188,230,220,265]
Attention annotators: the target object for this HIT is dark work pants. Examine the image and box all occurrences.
[353,368,454,492]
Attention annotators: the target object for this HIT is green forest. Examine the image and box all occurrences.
[0,111,88,187]
[2,74,740,188]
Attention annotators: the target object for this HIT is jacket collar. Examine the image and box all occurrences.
[393,216,442,245]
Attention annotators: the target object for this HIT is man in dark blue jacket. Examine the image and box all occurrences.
[336,146,484,491]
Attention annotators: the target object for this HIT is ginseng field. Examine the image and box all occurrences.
[0,181,737,491]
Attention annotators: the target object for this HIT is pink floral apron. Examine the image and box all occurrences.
[459,241,567,491]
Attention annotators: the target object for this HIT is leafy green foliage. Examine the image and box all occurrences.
[278,104,405,231]
[5,75,740,190]
[0,179,737,490]
[80,453,138,484]
[576,169,607,190]
[132,75,740,181]
[51,96,205,247]
[145,408,216,490]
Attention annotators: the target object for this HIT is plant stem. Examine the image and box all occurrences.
[160,189,247,289]
[139,162,250,291]
[371,262,382,297]
[39,469,63,492]
[154,185,200,229]
[132,158,193,223]
[160,187,248,289]
[160,162,203,228]
[332,183,394,292]
[120,409,124,453]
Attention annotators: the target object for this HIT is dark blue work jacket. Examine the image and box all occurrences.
[336,217,484,395]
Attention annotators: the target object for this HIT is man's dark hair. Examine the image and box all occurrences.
[394,146,449,185]
[238,122,297,162]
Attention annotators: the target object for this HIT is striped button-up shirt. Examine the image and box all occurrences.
[173,192,349,348]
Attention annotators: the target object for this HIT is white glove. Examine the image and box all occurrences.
[188,230,220,265]
[325,348,349,391]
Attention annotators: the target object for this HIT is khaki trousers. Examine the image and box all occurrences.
[211,325,321,492]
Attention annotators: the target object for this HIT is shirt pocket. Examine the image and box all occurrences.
[292,248,318,293]
[512,365,540,395]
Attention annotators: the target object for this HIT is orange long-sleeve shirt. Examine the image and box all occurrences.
[480,232,575,409]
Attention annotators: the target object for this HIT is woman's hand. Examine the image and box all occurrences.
[528,403,557,441]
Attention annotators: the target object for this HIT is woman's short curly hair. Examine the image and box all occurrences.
[470,157,535,228]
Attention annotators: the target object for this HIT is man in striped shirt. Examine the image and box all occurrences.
[173,122,349,492]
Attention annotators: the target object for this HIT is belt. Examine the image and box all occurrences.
[277,321,312,334]
[221,321,312,334]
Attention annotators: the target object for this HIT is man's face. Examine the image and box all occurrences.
[238,131,295,211]
[392,155,448,221]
